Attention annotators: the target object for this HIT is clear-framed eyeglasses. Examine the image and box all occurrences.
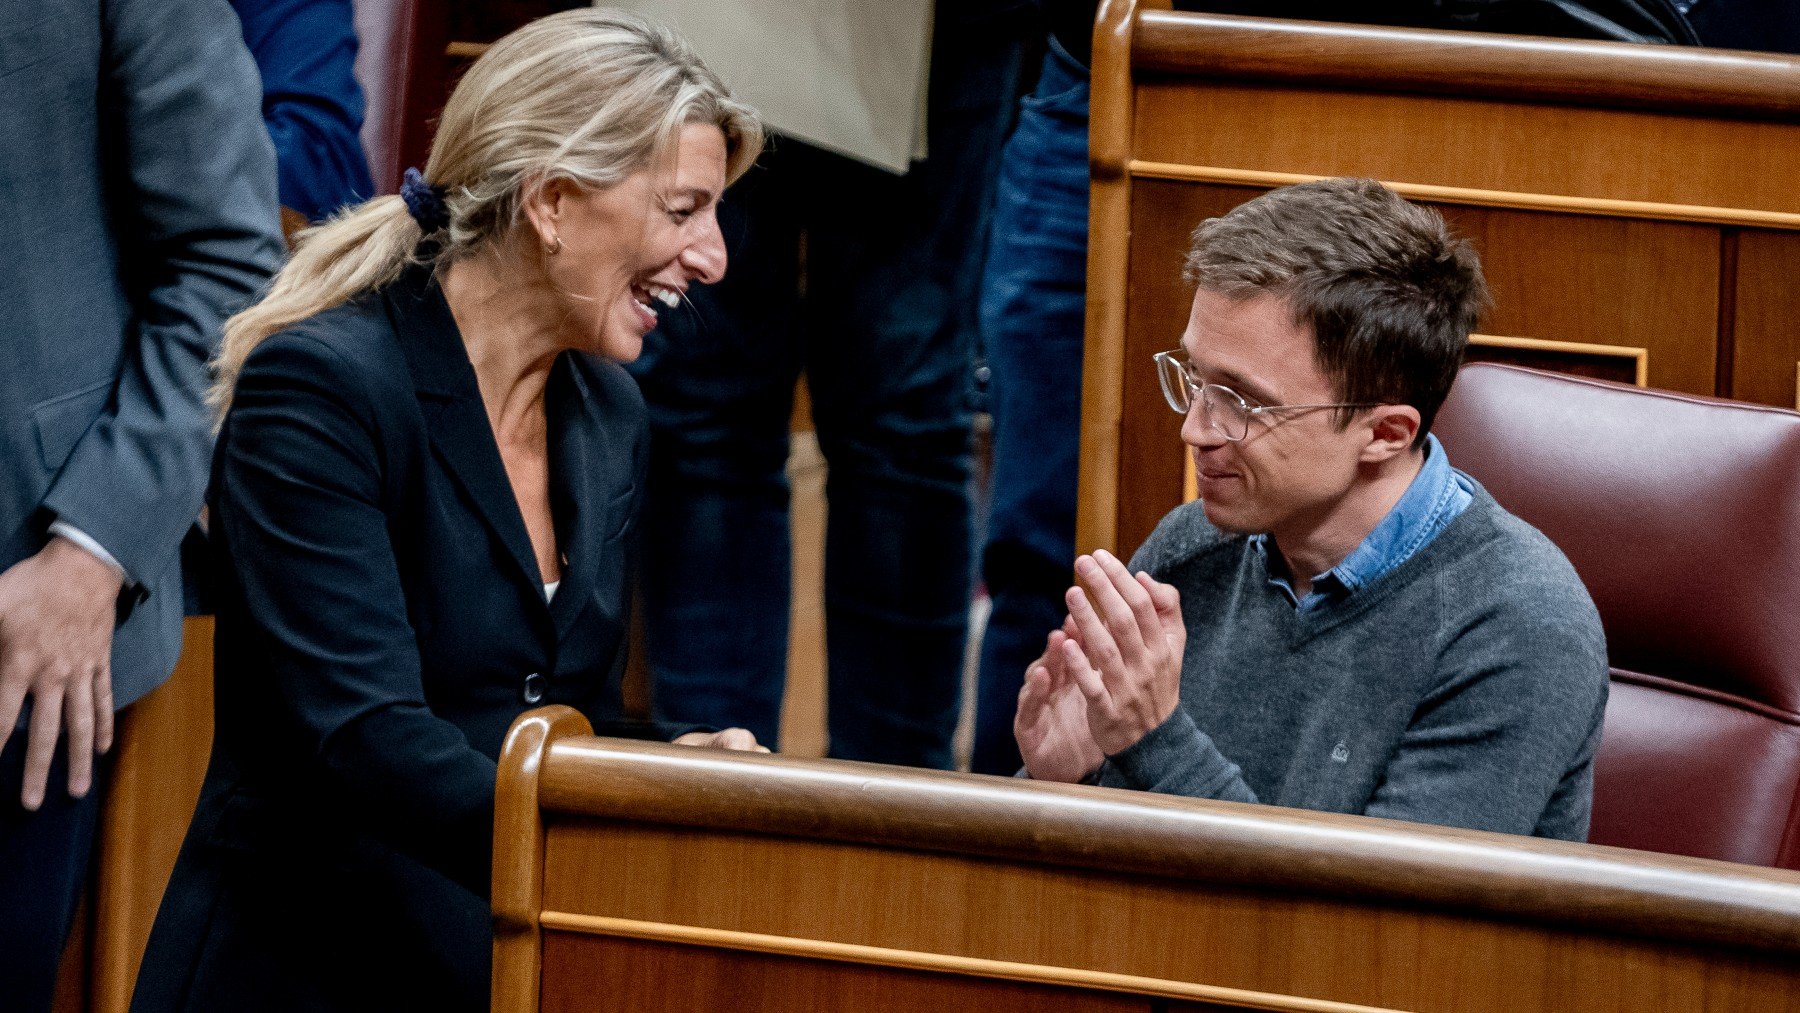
[1153,350,1380,442]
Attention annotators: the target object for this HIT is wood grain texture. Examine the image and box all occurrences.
[545,824,1800,1012]
[1114,180,1230,555]
[532,737,1800,957]
[1128,163,1800,230]
[1132,12,1800,119]
[541,932,1157,1013]
[1470,335,1647,387]
[1729,231,1800,409]
[537,914,1400,1012]
[1436,206,1719,396]
[1132,83,1800,218]
[1464,343,1640,387]
[493,706,592,1013]
[519,738,1800,1012]
[88,618,215,1013]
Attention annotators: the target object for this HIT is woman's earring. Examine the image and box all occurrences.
[546,233,563,255]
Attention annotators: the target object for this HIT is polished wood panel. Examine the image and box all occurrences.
[86,618,214,1013]
[1133,13,1800,119]
[1129,163,1800,231]
[543,820,1800,1013]
[1730,230,1800,409]
[1440,208,1718,395]
[532,738,1800,954]
[494,707,593,1013]
[539,916,1373,1011]
[1465,337,1644,387]
[541,932,1156,1013]
[1116,178,1222,553]
[498,719,1800,1013]
[1132,85,1800,218]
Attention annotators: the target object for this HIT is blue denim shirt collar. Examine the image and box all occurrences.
[1253,433,1473,611]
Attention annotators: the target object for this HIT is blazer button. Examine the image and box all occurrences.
[522,672,546,705]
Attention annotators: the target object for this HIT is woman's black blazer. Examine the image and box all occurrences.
[132,266,690,1013]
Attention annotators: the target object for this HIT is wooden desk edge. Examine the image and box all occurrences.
[1132,11,1800,121]
[524,733,1800,958]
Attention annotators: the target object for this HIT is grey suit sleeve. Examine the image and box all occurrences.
[39,0,281,589]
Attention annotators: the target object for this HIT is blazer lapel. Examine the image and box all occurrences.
[385,267,544,598]
[545,354,630,641]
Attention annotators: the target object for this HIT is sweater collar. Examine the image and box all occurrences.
[1254,433,1474,610]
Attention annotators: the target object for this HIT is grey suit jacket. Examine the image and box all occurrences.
[0,0,282,709]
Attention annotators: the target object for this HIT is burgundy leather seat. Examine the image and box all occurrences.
[1435,363,1800,869]
[352,0,423,194]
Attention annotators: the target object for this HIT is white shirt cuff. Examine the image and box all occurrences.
[48,520,128,582]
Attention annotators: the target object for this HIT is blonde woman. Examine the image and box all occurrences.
[131,11,764,1012]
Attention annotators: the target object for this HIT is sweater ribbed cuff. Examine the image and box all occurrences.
[1107,707,1246,799]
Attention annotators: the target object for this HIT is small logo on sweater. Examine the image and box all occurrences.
[1330,741,1350,764]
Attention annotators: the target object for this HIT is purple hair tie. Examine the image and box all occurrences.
[400,167,450,233]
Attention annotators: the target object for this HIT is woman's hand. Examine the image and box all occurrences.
[673,728,770,752]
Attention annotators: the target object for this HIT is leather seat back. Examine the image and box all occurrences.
[352,0,420,194]
[1435,363,1800,868]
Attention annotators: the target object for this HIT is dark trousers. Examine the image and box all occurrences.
[970,41,1092,775]
[627,6,1028,768]
[0,729,108,1013]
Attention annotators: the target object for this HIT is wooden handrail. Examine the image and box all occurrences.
[534,733,1800,957]
[1133,12,1800,120]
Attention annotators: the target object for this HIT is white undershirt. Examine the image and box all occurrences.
[544,580,560,602]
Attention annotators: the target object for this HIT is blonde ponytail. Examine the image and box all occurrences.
[210,7,764,420]
[211,196,421,415]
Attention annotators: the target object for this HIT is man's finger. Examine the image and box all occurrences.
[0,660,27,758]
[1015,666,1049,744]
[64,670,94,798]
[21,681,64,811]
[1043,630,1070,681]
[1077,554,1149,662]
[1138,571,1181,618]
[1066,582,1128,685]
[717,727,760,751]
[95,662,114,755]
[1096,550,1163,652]
[1018,664,1050,715]
[1060,637,1116,719]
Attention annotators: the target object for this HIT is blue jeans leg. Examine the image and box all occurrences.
[971,42,1092,776]
[805,10,1027,768]
[627,162,802,749]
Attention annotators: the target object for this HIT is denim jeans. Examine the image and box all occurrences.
[628,7,1028,768]
[970,40,1091,775]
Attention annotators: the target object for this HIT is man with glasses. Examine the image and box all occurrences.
[1014,178,1609,841]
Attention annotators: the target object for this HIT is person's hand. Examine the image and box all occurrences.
[1060,549,1185,756]
[1015,622,1104,783]
[673,728,770,753]
[0,537,125,809]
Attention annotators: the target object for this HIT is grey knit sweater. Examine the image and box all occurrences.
[1098,485,1609,841]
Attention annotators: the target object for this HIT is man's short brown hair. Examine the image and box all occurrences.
[1184,178,1488,445]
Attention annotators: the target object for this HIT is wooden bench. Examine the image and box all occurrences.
[494,707,1800,1012]
[1081,0,1800,557]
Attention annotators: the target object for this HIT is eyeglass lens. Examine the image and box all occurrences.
[1156,354,1249,440]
